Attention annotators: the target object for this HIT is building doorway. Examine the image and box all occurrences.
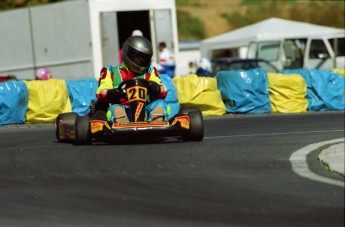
[117,11,151,46]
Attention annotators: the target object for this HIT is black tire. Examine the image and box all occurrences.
[75,115,92,145]
[183,109,204,141]
[55,112,78,142]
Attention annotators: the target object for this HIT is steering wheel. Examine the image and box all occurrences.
[117,78,149,94]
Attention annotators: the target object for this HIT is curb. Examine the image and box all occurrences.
[318,141,345,176]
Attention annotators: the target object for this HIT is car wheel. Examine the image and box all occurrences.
[183,108,204,141]
[75,115,92,145]
[55,112,78,142]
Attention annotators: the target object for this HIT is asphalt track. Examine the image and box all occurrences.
[0,111,344,227]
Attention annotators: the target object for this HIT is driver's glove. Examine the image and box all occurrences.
[148,81,161,98]
[106,88,123,103]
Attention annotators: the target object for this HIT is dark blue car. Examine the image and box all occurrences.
[211,58,280,74]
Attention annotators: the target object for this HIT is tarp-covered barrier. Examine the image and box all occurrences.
[283,69,345,111]
[267,73,308,113]
[172,74,226,116]
[24,79,72,123]
[160,74,180,119]
[216,69,271,114]
[333,68,345,77]
[0,80,28,125]
[66,78,98,116]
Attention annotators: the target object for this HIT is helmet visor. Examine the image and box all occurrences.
[127,45,152,68]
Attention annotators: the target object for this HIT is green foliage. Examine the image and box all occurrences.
[175,0,202,7]
[288,1,344,29]
[222,0,344,30]
[242,0,297,5]
[177,10,206,40]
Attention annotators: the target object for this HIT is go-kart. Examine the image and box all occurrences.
[55,78,204,145]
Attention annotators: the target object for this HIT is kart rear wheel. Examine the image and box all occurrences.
[75,115,92,145]
[183,108,204,141]
[55,112,78,142]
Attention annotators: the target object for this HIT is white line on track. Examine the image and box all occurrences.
[204,130,344,187]
[290,138,345,187]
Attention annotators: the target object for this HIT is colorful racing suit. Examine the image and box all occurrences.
[95,63,169,122]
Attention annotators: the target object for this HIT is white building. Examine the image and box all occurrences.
[0,0,179,80]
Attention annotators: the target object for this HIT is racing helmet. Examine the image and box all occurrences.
[197,58,212,72]
[35,67,51,80]
[122,36,153,75]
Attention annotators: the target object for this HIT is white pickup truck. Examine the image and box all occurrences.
[247,33,345,70]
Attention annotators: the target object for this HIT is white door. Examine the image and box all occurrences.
[304,38,333,69]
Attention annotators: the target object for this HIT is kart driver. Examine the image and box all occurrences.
[92,35,169,124]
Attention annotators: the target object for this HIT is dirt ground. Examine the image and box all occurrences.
[176,0,243,38]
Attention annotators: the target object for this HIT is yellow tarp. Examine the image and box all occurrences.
[333,68,345,77]
[172,74,226,116]
[24,79,72,123]
[267,73,308,113]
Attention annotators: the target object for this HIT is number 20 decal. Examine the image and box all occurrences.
[127,86,147,102]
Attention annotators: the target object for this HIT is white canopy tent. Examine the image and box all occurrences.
[200,17,344,59]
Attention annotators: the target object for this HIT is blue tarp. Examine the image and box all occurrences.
[216,69,271,114]
[0,80,28,125]
[66,76,179,119]
[160,73,180,119]
[66,78,98,116]
[283,69,345,111]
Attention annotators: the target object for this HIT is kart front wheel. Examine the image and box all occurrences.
[183,108,204,141]
[75,115,92,145]
[55,112,78,142]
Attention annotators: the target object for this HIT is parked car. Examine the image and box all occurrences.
[211,58,280,74]
[246,35,345,71]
